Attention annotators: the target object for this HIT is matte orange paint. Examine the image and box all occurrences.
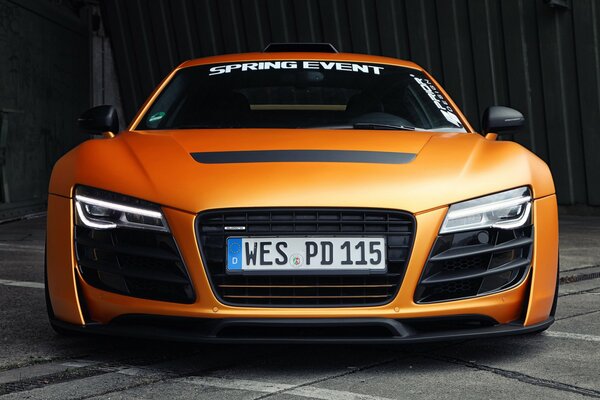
[46,194,85,325]
[46,52,558,329]
[525,194,559,325]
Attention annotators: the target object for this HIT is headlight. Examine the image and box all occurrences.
[74,186,169,232]
[440,187,532,234]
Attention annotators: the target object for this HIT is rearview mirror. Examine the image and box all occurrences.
[481,106,525,134]
[78,105,119,135]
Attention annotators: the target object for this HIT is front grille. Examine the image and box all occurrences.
[415,225,533,303]
[75,226,195,303]
[196,208,415,307]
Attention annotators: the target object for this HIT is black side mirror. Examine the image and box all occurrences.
[78,105,119,135]
[481,106,525,134]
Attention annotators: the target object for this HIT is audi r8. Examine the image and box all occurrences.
[45,43,558,343]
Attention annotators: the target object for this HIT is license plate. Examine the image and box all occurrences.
[226,237,386,273]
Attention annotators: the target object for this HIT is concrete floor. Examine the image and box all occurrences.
[0,215,599,399]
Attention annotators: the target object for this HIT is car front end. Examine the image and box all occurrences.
[46,50,558,343]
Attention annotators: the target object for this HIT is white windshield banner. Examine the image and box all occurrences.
[411,74,462,127]
[209,61,384,76]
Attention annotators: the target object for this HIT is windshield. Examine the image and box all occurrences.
[137,60,467,132]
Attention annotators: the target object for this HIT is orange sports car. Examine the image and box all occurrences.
[46,43,558,343]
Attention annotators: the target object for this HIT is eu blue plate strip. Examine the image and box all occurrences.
[226,237,243,271]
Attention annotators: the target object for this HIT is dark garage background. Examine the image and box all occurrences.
[0,0,89,219]
[1,0,599,219]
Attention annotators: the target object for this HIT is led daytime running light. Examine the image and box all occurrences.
[492,202,532,229]
[75,194,163,219]
[440,187,532,234]
[75,201,117,229]
[445,195,531,220]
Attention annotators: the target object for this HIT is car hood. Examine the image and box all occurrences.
[50,129,554,214]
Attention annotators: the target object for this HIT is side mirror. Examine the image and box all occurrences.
[78,105,119,135]
[481,106,525,134]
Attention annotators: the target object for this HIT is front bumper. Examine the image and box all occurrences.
[46,193,558,338]
[49,314,554,344]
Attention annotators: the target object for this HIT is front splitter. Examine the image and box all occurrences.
[50,315,554,344]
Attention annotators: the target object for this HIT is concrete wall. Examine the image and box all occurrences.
[0,0,89,219]
[0,0,122,220]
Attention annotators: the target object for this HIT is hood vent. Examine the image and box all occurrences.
[190,150,416,165]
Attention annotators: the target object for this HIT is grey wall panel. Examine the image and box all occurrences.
[468,0,509,117]
[101,0,600,207]
[572,0,600,206]
[501,0,549,161]
[436,0,479,122]
[374,0,411,59]
[536,0,586,205]
[404,1,443,79]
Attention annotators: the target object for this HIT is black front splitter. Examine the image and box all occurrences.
[50,315,554,344]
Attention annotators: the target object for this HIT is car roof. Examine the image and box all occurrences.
[177,52,424,71]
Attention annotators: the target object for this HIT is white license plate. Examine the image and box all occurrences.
[226,237,386,273]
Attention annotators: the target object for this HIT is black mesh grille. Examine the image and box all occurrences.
[75,226,195,303]
[196,208,415,307]
[415,226,533,303]
[442,255,488,271]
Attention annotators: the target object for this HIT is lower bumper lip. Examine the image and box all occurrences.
[49,315,554,344]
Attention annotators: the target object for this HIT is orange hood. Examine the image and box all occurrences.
[50,129,554,214]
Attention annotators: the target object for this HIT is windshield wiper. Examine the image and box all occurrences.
[353,122,416,131]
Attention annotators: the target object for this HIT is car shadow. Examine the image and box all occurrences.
[53,332,549,376]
